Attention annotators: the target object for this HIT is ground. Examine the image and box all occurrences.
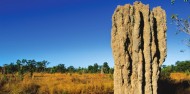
[0,72,189,94]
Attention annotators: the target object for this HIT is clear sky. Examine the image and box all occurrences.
[0,0,189,67]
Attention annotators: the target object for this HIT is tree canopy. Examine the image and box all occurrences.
[0,59,114,76]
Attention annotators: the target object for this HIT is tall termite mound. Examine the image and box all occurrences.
[111,2,167,94]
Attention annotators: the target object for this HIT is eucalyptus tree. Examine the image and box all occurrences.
[16,60,22,72]
[56,64,66,73]
[67,66,75,73]
[93,63,99,73]
[102,62,110,74]
[26,60,36,77]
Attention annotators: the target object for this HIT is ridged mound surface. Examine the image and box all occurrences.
[111,2,167,94]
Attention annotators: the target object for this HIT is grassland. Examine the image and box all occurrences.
[0,73,113,94]
[0,72,190,94]
[170,72,190,81]
[159,72,190,94]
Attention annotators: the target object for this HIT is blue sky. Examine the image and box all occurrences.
[0,0,189,67]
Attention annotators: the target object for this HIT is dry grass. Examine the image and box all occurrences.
[0,73,113,94]
[1,72,189,94]
[170,73,190,93]
[158,72,190,94]
[170,72,190,81]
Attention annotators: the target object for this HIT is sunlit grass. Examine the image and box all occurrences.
[0,73,113,94]
[170,72,190,81]
[1,72,189,94]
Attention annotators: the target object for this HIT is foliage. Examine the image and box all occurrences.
[161,65,175,79]
[102,62,110,74]
[175,61,190,72]
[36,60,49,72]
[87,63,100,73]
[0,59,113,75]
[67,66,75,73]
[51,64,66,73]
[1,59,49,78]
[161,60,190,79]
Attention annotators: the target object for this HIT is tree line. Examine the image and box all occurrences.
[161,60,190,79]
[0,59,114,77]
[1,59,189,80]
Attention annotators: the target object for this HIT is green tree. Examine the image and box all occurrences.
[36,60,49,72]
[50,67,57,73]
[5,63,17,74]
[88,65,94,73]
[175,61,190,72]
[161,65,174,79]
[93,63,99,73]
[21,59,27,73]
[16,60,22,71]
[76,67,87,74]
[56,64,66,73]
[16,59,26,80]
[67,66,75,73]
[26,60,36,77]
[161,61,190,79]
[109,68,114,74]
[87,63,100,73]
[102,62,110,74]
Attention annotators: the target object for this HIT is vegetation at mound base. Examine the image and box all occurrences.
[159,60,190,94]
[161,60,190,79]
[158,72,190,94]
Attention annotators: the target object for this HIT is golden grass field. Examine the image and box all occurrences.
[0,73,113,94]
[170,72,190,81]
[158,72,190,94]
[0,72,190,94]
